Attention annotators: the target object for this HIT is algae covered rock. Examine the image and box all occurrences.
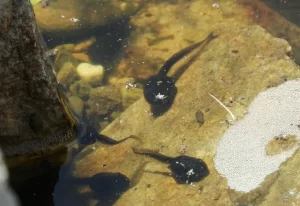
[108,77,143,111]
[74,22,300,206]
[120,87,143,109]
[68,96,84,116]
[69,80,92,100]
[56,62,78,86]
[58,0,300,205]
[238,0,300,64]
[32,0,147,32]
[115,0,251,81]
[54,50,79,73]
[87,86,122,117]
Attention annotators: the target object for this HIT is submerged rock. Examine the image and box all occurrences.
[120,87,143,110]
[0,0,74,204]
[0,0,74,157]
[68,96,84,116]
[239,0,300,64]
[50,37,95,66]
[73,0,300,205]
[87,86,122,118]
[54,50,79,73]
[79,25,300,206]
[32,0,147,33]
[56,62,78,87]
[76,63,104,86]
[108,77,143,109]
[69,80,92,100]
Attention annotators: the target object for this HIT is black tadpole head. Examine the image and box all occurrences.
[143,75,177,107]
[169,156,209,184]
[89,173,130,198]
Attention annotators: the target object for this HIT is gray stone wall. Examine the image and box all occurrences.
[0,0,74,156]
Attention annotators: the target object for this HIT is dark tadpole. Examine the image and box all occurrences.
[54,162,148,206]
[143,32,217,116]
[132,148,209,184]
[71,173,130,206]
[76,122,140,146]
[57,84,141,154]
[54,172,129,206]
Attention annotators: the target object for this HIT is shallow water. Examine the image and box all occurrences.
[8,0,300,205]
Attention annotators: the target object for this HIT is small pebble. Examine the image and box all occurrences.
[195,110,204,125]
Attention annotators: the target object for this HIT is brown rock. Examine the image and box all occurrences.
[72,1,300,205]
[238,0,300,64]
[73,37,96,53]
[56,62,78,87]
[76,23,300,206]
[195,110,205,125]
[75,144,143,179]
[71,53,91,63]
[33,0,147,33]
[0,0,74,157]
[69,80,92,100]
[87,86,122,117]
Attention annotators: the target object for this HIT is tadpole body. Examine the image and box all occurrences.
[143,33,217,114]
[132,148,209,184]
[76,123,140,146]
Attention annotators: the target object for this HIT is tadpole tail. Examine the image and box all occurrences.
[96,134,142,145]
[132,148,174,163]
[157,32,218,78]
[122,135,143,144]
[130,161,149,188]
[144,170,172,177]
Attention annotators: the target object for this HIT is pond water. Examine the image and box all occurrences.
[5,0,300,205]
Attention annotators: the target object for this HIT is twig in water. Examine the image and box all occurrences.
[209,93,237,121]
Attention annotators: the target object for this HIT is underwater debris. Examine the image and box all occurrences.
[209,93,237,121]
[125,81,142,90]
[265,134,298,156]
[180,144,187,154]
[70,17,80,23]
[195,110,205,125]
